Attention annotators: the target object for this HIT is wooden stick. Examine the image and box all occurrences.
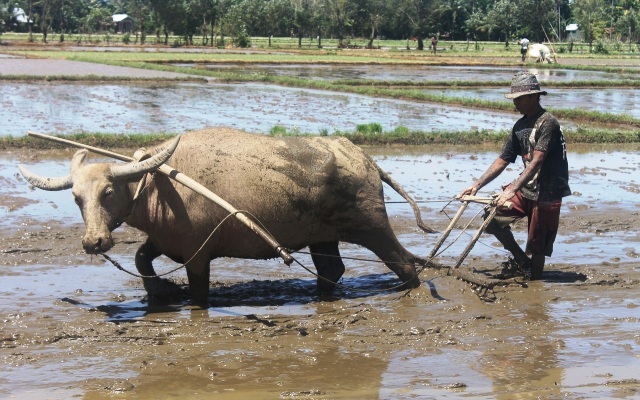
[452,205,498,269]
[26,131,294,265]
[429,200,469,258]
[457,195,513,210]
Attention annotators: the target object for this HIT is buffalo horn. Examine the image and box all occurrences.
[110,135,180,179]
[18,165,74,191]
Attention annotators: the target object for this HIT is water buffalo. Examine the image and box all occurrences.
[19,127,433,306]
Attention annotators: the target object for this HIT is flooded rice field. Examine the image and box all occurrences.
[1,62,635,137]
[421,87,640,118]
[0,82,523,136]
[2,80,619,138]
[189,63,640,82]
[1,142,639,399]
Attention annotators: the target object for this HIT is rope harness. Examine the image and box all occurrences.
[100,196,512,299]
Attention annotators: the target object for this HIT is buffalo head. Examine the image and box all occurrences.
[19,136,180,254]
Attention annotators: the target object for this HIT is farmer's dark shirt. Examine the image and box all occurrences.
[500,109,571,201]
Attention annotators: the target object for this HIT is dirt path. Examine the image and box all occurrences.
[0,56,196,79]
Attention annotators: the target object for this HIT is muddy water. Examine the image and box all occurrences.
[1,143,639,399]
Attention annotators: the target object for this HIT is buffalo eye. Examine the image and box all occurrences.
[103,187,114,200]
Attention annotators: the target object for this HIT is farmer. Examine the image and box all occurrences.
[518,37,529,61]
[458,72,571,280]
[431,36,438,55]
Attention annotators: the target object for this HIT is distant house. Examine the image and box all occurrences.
[112,14,134,33]
[12,7,32,24]
[565,24,582,42]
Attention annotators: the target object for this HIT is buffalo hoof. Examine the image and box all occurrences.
[398,275,421,290]
[143,277,186,304]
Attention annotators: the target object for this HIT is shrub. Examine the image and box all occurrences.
[234,26,251,48]
[356,122,383,135]
[122,32,130,44]
[593,41,609,54]
[269,125,287,136]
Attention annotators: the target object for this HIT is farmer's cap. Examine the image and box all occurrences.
[505,71,548,99]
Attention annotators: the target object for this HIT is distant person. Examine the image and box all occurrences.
[431,36,438,55]
[518,37,530,61]
[458,72,570,280]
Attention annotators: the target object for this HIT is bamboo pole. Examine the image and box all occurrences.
[27,131,294,265]
[542,25,559,63]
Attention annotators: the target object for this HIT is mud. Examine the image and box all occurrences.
[1,144,639,399]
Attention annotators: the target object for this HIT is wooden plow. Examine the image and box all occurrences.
[429,195,515,299]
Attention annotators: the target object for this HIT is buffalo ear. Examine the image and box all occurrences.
[70,149,89,174]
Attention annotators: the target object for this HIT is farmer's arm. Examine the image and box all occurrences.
[458,157,510,197]
[493,150,547,206]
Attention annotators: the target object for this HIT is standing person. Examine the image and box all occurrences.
[518,37,530,61]
[431,36,438,55]
[458,72,571,280]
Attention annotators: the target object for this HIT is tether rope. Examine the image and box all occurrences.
[101,198,499,294]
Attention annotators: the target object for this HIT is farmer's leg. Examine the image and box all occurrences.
[484,190,530,264]
[486,220,530,264]
[525,199,562,280]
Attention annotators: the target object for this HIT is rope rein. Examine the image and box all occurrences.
[100,198,495,294]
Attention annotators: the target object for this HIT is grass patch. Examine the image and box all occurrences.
[3,127,638,151]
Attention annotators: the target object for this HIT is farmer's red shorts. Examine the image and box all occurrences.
[487,190,563,257]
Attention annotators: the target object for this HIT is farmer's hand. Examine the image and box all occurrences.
[493,187,516,207]
[457,185,479,199]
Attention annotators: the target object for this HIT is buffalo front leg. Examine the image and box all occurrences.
[309,241,346,296]
[135,240,183,303]
[359,230,420,290]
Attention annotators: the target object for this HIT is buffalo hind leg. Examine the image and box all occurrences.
[135,240,184,303]
[359,230,420,290]
[186,261,211,308]
[310,242,346,297]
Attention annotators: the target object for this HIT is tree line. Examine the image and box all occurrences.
[1,0,639,50]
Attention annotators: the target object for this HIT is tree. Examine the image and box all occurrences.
[572,0,608,49]
[325,0,355,47]
[465,9,489,48]
[617,7,640,45]
[83,3,112,35]
[293,0,313,47]
[488,0,518,46]
[117,0,152,44]
[396,0,436,50]
[516,0,558,42]
[0,1,13,37]
[434,0,466,40]
[352,0,388,48]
